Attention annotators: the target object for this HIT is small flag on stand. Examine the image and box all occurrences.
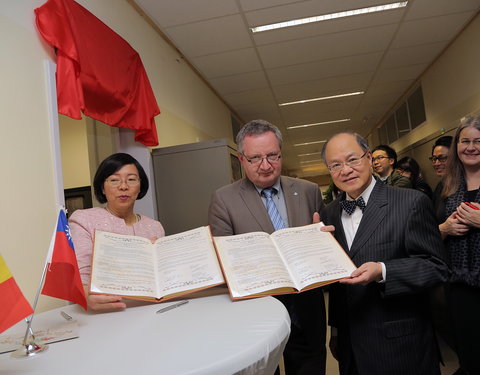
[41,209,87,310]
[0,255,34,334]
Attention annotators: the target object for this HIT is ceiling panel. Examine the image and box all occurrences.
[405,0,480,20]
[131,0,480,177]
[266,52,382,86]
[164,15,252,57]
[135,0,239,27]
[380,41,448,69]
[272,72,373,102]
[392,12,475,48]
[250,9,404,45]
[257,24,397,68]
[190,48,262,78]
[209,71,269,95]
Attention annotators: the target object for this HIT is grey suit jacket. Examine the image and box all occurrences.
[208,175,326,363]
[321,180,449,375]
[209,175,323,236]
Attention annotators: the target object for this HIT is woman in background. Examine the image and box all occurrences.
[440,116,480,375]
[396,156,433,199]
[69,153,165,311]
[430,136,453,222]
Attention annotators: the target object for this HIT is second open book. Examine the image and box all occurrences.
[90,223,356,301]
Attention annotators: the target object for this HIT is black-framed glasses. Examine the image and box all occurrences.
[372,155,389,162]
[242,153,281,165]
[327,151,368,173]
[428,155,448,163]
[105,177,140,187]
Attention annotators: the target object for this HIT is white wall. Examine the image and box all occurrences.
[391,14,480,185]
[0,0,234,312]
[0,1,62,311]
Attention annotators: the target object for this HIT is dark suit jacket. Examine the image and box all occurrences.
[321,181,448,375]
[208,176,326,373]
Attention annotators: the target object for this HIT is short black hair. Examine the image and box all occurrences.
[93,153,149,204]
[372,144,398,166]
[397,156,420,181]
[432,135,452,153]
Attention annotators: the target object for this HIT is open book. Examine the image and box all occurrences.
[90,223,356,301]
[90,226,225,301]
[214,223,356,299]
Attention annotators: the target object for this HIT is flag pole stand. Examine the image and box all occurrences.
[10,258,50,358]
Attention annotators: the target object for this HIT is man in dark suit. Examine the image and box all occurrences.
[209,119,326,375]
[320,132,449,375]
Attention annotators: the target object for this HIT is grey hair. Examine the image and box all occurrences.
[236,119,283,154]
[321,131,370,162]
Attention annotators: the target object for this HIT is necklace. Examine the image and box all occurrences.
[104,206,139,225]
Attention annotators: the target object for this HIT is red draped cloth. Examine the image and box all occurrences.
[35,0,159,146]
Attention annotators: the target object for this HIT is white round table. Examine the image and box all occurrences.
[0,294,290,375]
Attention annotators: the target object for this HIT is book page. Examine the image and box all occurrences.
[91,231,157,298]
[154,226,224,297]
[271,223,356,290]
[214,232,295,298]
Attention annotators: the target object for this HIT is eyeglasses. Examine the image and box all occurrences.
[242,153,281,165]
[327,151,368,173]
[428,155,448,163]
[458,138,480,147]
[372,155,389,162]
[105,177,140,187]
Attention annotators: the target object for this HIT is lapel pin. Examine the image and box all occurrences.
[294,192,298,196]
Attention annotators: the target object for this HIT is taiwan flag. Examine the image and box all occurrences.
[41,209,87,310]
[0,255,34,333]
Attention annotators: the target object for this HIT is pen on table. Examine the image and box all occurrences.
[61,311,73,321]
[156,300,189,314]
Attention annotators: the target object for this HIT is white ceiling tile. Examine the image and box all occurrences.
[223,88,277,107]
[392,12,475,48]
[257,24,397,68]
[267,52,382,85]
[164,15,252,57]
[405,0,480,21]
[374,63,428,84]
[191,48,262,78]
[250,9,404,45]
[240,0,383,15]
[380,42,448,69]
[135,0,239,27]
[209,71,269,95]
[273,73,372,102]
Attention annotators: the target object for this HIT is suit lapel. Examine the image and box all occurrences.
[330,194,349,251]
[349,181,388,258]
[239,179,275,232]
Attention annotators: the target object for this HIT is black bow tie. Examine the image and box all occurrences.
[340,196,366,215]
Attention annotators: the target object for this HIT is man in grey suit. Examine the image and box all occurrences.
[209,120,326,375]
[320,132,449,375]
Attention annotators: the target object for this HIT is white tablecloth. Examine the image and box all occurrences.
[0,294,290,375]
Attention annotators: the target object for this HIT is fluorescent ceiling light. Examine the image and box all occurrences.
[300,159,323,164]
[287,118,350,129]
[294,140,326,146]
[279,91,364,107]
[251,2,408,33]
[298,151,322,157]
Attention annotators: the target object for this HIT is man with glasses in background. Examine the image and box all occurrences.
[208,119,326,375]
[320,132,448,375]
[371,144,411,188]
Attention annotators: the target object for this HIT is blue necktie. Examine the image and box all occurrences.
[340,196,366,215]
[262,188,286,231]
